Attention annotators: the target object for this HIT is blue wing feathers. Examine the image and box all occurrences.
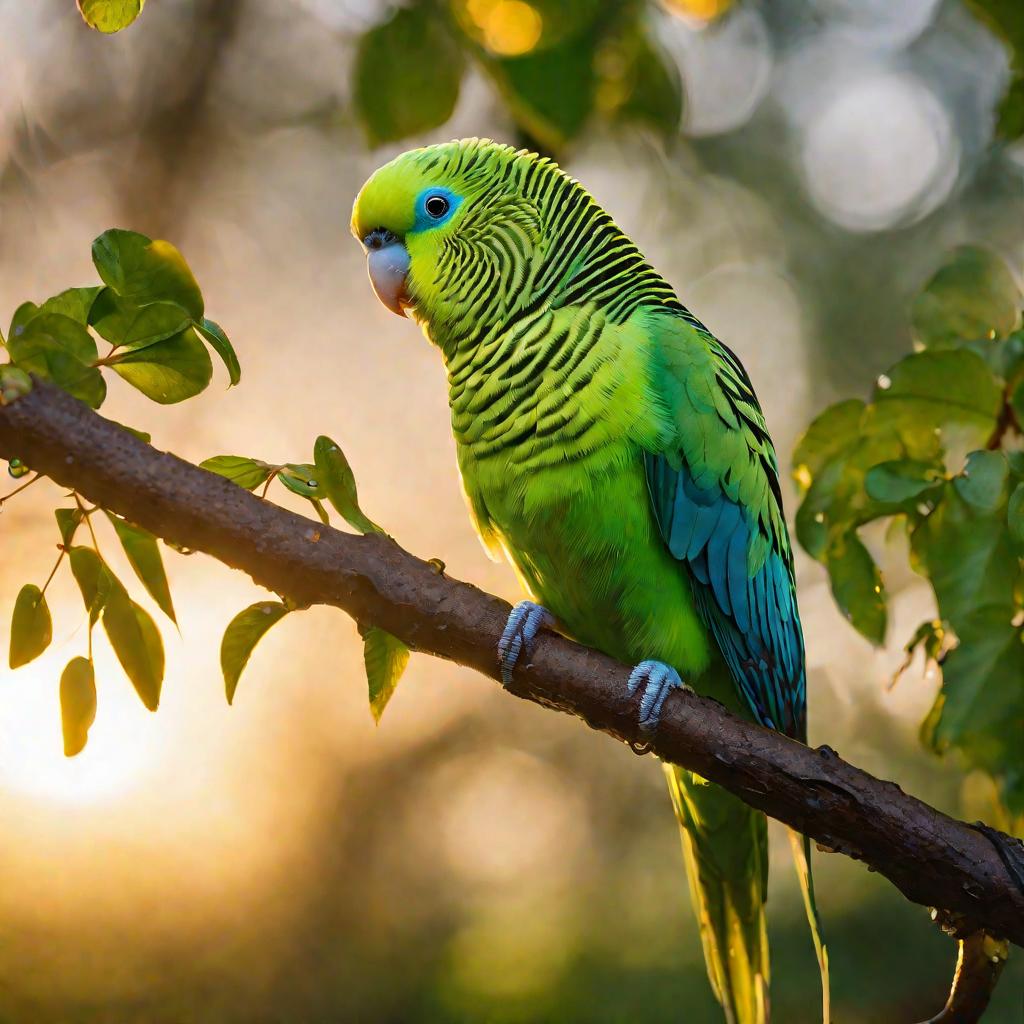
[643,451,807,740]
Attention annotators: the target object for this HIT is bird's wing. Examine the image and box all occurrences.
[640,311,806,740]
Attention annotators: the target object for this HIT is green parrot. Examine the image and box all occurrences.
[352,138,829,1024]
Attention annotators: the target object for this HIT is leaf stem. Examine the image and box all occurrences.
[0,472,41,504]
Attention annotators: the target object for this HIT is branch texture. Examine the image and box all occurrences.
[3,379,1024,947]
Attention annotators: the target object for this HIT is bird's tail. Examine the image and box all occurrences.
[787,827,830,1024]
[665,765,770,1024]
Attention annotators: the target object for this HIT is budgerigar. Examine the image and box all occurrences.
[352,139,829,1024]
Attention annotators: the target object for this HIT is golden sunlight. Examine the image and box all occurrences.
[466,0,543,56]
[0,651,166,804]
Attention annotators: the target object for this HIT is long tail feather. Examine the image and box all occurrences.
[666,765,770,1024]
[787,827,830,1023]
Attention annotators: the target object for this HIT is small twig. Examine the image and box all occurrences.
[919,931,1009,1024]
[0,471,41,504]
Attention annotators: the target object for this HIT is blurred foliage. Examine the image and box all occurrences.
[352,0,682,153]
[341,0,1024,152]
[966,0,1024,138]
[793,244,1024,818]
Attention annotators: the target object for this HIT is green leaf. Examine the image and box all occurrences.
[68,546,114,625]
[792,399,866,488]
[199,455,274,491]
[893,619,948,686]
[353,2,464,146]
[1008,481,1024,553]
[38,286,103,325]
[873,348,1003,455]
[8,313,106,408]
[864,459,944,505]
[77,0,144,33]
[60,657,97,758]
[313,435,382,534]
[953,450,1009,512]
[9,302,39,339]
[825,532,887,646]
[111,421,151,443]
[10,584,52,669]
[195,318,240,387]
[361,625,410,723]
[911,480,1017,631]
[602,23,682,134]
[278,463,324,499]
[55,507,84,547]
[91,229,203,319]
[102,586,164,711]
[221,601,290,704]
[90,290,191,352]
[109,326,212,404]
[964,0,1024,140]
[911,245,1022,348]
[924,607,1024,812]
[488,38,595,151]
[105,513,176,624]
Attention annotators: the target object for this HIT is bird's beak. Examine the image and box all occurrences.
[366,238,411,318]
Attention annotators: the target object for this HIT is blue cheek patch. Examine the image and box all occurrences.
[412,187,463,232]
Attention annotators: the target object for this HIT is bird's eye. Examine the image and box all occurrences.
[425,194,450,219]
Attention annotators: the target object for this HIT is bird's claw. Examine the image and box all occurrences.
[497,600,555,686]
[627,660,688,733]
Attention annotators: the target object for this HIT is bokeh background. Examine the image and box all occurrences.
[2,0,1024,1021]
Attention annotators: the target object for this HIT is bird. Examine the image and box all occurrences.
[352,138,828,1024]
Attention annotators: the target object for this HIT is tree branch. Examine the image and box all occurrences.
[3,379,1024,949]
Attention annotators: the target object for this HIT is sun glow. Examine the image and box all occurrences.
[0,653,166,805]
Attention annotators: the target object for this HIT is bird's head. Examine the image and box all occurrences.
[351,139,545,337]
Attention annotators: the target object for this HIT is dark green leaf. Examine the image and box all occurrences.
[953,450,1009,512]
[602,23,682,134]
[353,2,464,146]
[313,435,382,534]
[199,455,274,491]
[924,606,1024,812]
[488,38,595,150]
[825,532,887,645]
[893,619,948,686]
[109,326,212,404]
[10,584,52,669]
[55,507,84,547]
[1010,375,1024,427]
[60,657,97,758]
[105,512,176,624]
[279,463,324,499]
[221,601,290,704]
[911,245,1021,348]
[91,229,203,319]
[90,290,191,352]
[195,318,240,386]
[38,287,103,325]
[77,0,144,33]
[361,625,410,723]
[8,312,106,408]
[102,586,163,710]
[68,546,114,625]
[1009,481,1024,553]
[964,0,1024,140]
[865,459,944,504]
[911,481,1017,631]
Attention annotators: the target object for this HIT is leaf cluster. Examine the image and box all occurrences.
[2,229,236,756]
[793,245,1024,812]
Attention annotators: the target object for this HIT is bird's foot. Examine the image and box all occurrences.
[627,660,688,733]
[497,600,555,686]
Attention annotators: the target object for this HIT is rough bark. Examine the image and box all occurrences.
[2,379,1024,950]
